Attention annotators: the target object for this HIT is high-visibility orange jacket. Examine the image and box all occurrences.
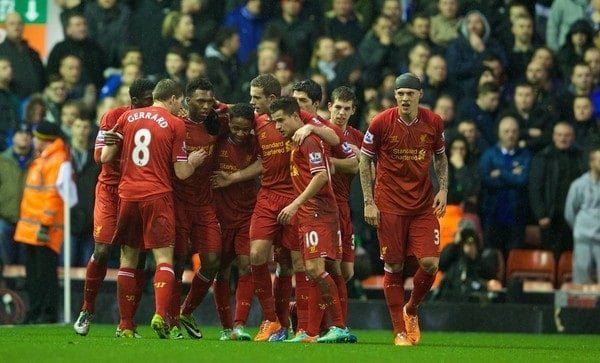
[14,138,72,254]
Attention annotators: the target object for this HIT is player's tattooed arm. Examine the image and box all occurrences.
[433,152,448,218]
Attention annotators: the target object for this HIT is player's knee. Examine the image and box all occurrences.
[250,248,267,265]
[277,263,294,277]
[342,270,354,282]
[92,244,112,265]
[384,262,404,273]
[419,257,439,275]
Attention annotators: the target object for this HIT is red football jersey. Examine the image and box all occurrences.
[213,135,260,227]
[331,125,363,203]
[361,106,445,215]
[290,134,338,220]
[255,113,295,198]
[172,117,223,209]
[116,106,188,201]
[94,105,130,186]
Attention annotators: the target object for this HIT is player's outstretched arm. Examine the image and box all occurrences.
[330,155,358,174]
[211,159,262,188]
[292,124,340,146]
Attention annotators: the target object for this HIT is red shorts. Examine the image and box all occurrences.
[93,183,119,244]
[249,190,299,252]
[220,222,250,265]
[113,193,175,250]
[377,211,440,264]
[298,214,340,262]
[174,205,222,256]
[337,201,355,263]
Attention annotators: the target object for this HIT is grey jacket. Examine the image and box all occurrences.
[564,172,600,242]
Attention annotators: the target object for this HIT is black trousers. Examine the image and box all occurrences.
[24,244,59,323]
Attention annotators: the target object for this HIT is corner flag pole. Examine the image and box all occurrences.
[63,173,71,324]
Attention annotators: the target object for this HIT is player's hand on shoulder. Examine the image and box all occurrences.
[177,107,189,118]
[103,125,123,146]
[188,149,208,168]
[292,124,313,145]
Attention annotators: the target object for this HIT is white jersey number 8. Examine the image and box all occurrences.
[132,128,151,166]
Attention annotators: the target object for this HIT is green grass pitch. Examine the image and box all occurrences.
[0,325,598,362]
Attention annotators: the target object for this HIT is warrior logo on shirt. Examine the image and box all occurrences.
[309,152,323,164]
[363,131,374,144]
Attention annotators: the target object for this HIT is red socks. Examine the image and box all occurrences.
[383,270,405,335]
[81,256,107,314]
[251,263,277,321]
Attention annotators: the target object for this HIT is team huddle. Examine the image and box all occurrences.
[72,72,447,346]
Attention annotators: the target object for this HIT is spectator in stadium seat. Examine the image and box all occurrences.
[446,10,506,98]
[456,81,502,147]
[456,118,488,164]
[479,116,531,259]
[204,27,242,103]
[529,122,586,261]
[0,12,46,101]
[545,0,588,53]
[42,75,68,125]
[433,94,458,138]
[429,0,462,49]
[265,0,319,77]
[497,81,552,153]
[438,135,480,249]
[57,54,97,115]
[570,95,599,150]
[323,0,366,48]
[555,20,595,82]
[0,124,33,269]
[224,0,266,64]
[60,117,100,268]
[583,46,600,91]
[178,0,222,52]
[47,13,107,91]
[564,146,600,284]
[84,0,132,69]
[358,15,402,90]
[0,56,20,151]
[161,11,204,59]
[421,54,460,109]
[505,14,539,81]
[185,53,208,82]
[558,62,594,121]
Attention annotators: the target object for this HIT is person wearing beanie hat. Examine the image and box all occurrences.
[33,120,62,142]
[359,71,448,346]
[14,117,77,324]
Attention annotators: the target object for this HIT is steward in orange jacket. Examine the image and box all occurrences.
[14,121,77,324]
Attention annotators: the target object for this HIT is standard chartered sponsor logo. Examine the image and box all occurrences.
[390,148,426,160]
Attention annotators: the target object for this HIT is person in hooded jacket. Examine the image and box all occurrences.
[445,10,507,96]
